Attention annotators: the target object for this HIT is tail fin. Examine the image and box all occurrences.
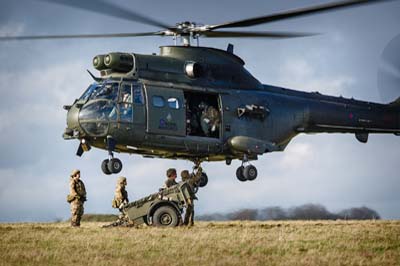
[389,97,400,108]
[389,97,400,136]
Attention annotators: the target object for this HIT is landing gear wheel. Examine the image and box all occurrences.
[108,158,123,174]
[101,159,111,175]
[243,165,257,181]
[236,166,246,182]
[198,173,208,187]
[152,206,180,227]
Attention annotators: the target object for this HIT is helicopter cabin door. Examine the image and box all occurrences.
[144,85,186,136]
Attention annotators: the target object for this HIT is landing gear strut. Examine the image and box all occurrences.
[236,155,257,182]
[101,136,123,175]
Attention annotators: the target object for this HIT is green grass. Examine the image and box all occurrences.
[0,221,399,266]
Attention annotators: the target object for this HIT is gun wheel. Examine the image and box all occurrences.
[153,206,179,227]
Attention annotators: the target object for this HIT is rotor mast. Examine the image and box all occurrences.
[173,21,202,46]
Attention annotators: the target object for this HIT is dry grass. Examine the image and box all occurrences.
[0,220,399,266]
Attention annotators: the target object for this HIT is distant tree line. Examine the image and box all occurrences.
[197,204,380,221]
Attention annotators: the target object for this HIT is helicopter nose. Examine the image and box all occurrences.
[63,104,82,139]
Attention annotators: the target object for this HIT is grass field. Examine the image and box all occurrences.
[1,220,399,266]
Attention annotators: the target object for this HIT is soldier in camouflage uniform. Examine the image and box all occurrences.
[112,176,129,209]
[102,177,133,228]
[180,167,202,226]
[107,176,133,227]
[164,168,178,188]
[67,169,87,227]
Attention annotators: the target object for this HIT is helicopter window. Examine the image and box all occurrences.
[119,104,133,122]
[152,96,165,108]
[167,97,180,109]
[80,83,99,101]
[133,83,144,104]
[80,122,108,136]
[79,101,117,121]
[120,84,132,103]
[89,82,119,101]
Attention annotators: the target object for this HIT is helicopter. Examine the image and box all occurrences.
[2,0,399,186]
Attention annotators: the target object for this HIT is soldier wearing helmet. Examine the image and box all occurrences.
[67,169,87,227]
[112,176,129,209]
[106,176,132,227]
[164,168,178,188]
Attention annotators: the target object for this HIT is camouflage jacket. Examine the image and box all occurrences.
[182,168,202,187]
[164,178,178,188]
[69,178,86,202]
[113,185,129,208]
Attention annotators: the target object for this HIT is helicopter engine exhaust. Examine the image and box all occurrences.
[93,54,106,70]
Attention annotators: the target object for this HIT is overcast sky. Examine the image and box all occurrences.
[0,0,399,222]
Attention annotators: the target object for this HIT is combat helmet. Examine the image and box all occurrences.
[70,169,80,177]
[181,170,190,181]
[117,176,127,185]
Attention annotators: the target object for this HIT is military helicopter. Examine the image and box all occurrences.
[2,0,399,185]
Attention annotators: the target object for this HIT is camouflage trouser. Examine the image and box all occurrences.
[70,200,84,226]
[102,211,133,228]
[184,204,194,226]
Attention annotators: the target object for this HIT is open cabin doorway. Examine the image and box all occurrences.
[184,91,221,139]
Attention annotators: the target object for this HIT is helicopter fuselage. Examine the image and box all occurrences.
[63,45,400,176]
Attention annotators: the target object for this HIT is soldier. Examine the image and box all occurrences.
[164,168,178,188]
[112,176,129,209]
[66,169,87,227]
[180,167,203,226]
[109,176,132,227]
[200,104,220,137]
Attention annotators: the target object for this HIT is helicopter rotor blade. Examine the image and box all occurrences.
[200,30,319,39]
[377,34,400,103]
[38,0,171,30]
[0,32,164,41]
[209,0,395,30]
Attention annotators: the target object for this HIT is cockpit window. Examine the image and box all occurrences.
[133,83,144,104]
[89,82,119,101]
[79,101,117,121]
[120,84,132,103]
[79,83,99,101]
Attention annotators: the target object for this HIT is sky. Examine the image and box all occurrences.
[0,0,399,222]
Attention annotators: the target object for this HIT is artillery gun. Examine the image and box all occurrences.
[121,181,196,227]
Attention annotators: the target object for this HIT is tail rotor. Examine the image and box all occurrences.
[377,34,400,103]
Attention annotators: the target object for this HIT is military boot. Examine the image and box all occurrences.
[71,222,80,227]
